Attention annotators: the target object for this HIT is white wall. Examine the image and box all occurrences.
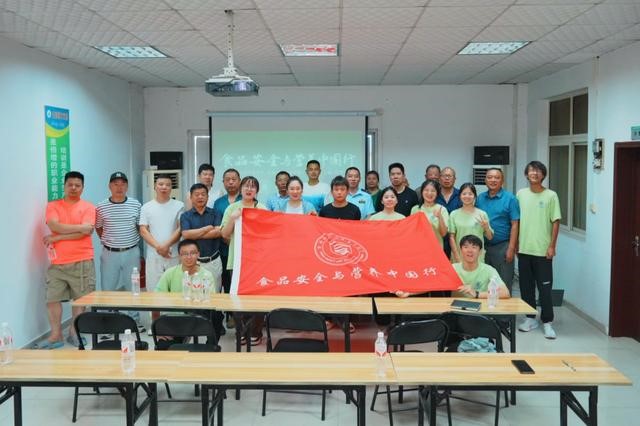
[0,36,145,346]
[525,40,640,330]
[144,85,516,190]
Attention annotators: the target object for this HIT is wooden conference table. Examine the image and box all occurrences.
[374,296,538,404]
[72,291,374,352]
[0,350,185,426]
[373,297,537,354]
[169,352,396,426]
[0,351,630,426]
[391,352,631,426]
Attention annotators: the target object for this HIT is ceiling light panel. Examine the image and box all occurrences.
[459,41,529,55]
[95,45,168,58]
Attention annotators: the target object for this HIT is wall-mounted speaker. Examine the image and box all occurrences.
[150,151,183,170]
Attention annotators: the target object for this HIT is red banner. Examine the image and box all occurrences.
[231,209,461,296]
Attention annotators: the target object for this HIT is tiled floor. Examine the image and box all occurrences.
[1,304,638,426]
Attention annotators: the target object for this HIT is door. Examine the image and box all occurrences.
[609,142,640,339]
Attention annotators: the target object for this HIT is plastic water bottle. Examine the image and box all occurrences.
[131,267,141,296]
[488,276,499,309]
[374,331,388,377]
[0,322,14,365]
[182,271,191,301]
[120,329,136,374]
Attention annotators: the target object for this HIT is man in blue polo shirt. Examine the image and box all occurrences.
[476,168,520,293]
[181,183,223,292]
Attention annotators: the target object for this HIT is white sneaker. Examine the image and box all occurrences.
[518,318,539,332]
[543,323,557,339]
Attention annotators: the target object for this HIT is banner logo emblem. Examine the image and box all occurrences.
[314,233,368,266]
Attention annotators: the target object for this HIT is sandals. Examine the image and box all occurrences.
[34,340,64,350]
[66,335,87,348]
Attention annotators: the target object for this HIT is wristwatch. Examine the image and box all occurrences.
[475,290,479,299]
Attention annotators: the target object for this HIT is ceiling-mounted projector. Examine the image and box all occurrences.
[206,75,258,97]
[206,10,259,97]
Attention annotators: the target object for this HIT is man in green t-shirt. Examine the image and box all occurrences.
[516,161,561,340]
[454,235,510,299]
[395,235,510,299]
[155,239,214,293]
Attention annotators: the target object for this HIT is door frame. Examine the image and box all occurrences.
[609,141,640,337]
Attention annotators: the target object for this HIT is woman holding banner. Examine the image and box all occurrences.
[411,179,449,248]
[274,176,317,215]
[221,176,268,345]
[369,186,405,221]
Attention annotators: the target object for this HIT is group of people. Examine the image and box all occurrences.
[40,157,561,348]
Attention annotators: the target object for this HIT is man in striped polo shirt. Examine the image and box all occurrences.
[96,172,142,325]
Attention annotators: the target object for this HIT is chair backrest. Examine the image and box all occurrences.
[387,319,449,352]
[440,311,504,352]
[73,311,143,350]
[265,308,328,352]
[151,314,217,347]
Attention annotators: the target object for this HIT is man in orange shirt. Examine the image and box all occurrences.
[41,171,96,348]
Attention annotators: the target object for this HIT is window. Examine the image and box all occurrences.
[548,92,588,232]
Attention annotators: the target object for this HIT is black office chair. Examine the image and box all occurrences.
[151,314,220,399]
[370,319,451,426]
[440,311,509,426]
[72,311,149,423]
[262,308,329,420]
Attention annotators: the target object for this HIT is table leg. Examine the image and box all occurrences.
[91,307,99,347]
[560,391,568,426]
[233,312,244,400]
[429,386,437,426]
[201,385,209,426]
[356,386,366,426]
[125,383,134,426]
[13,387,22,426]
[589,388,598,426]
[217,387,224,426]
[344,315,351,352]
[509,315,516,404]
[148,383,158,426]
[418,386,425,426]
